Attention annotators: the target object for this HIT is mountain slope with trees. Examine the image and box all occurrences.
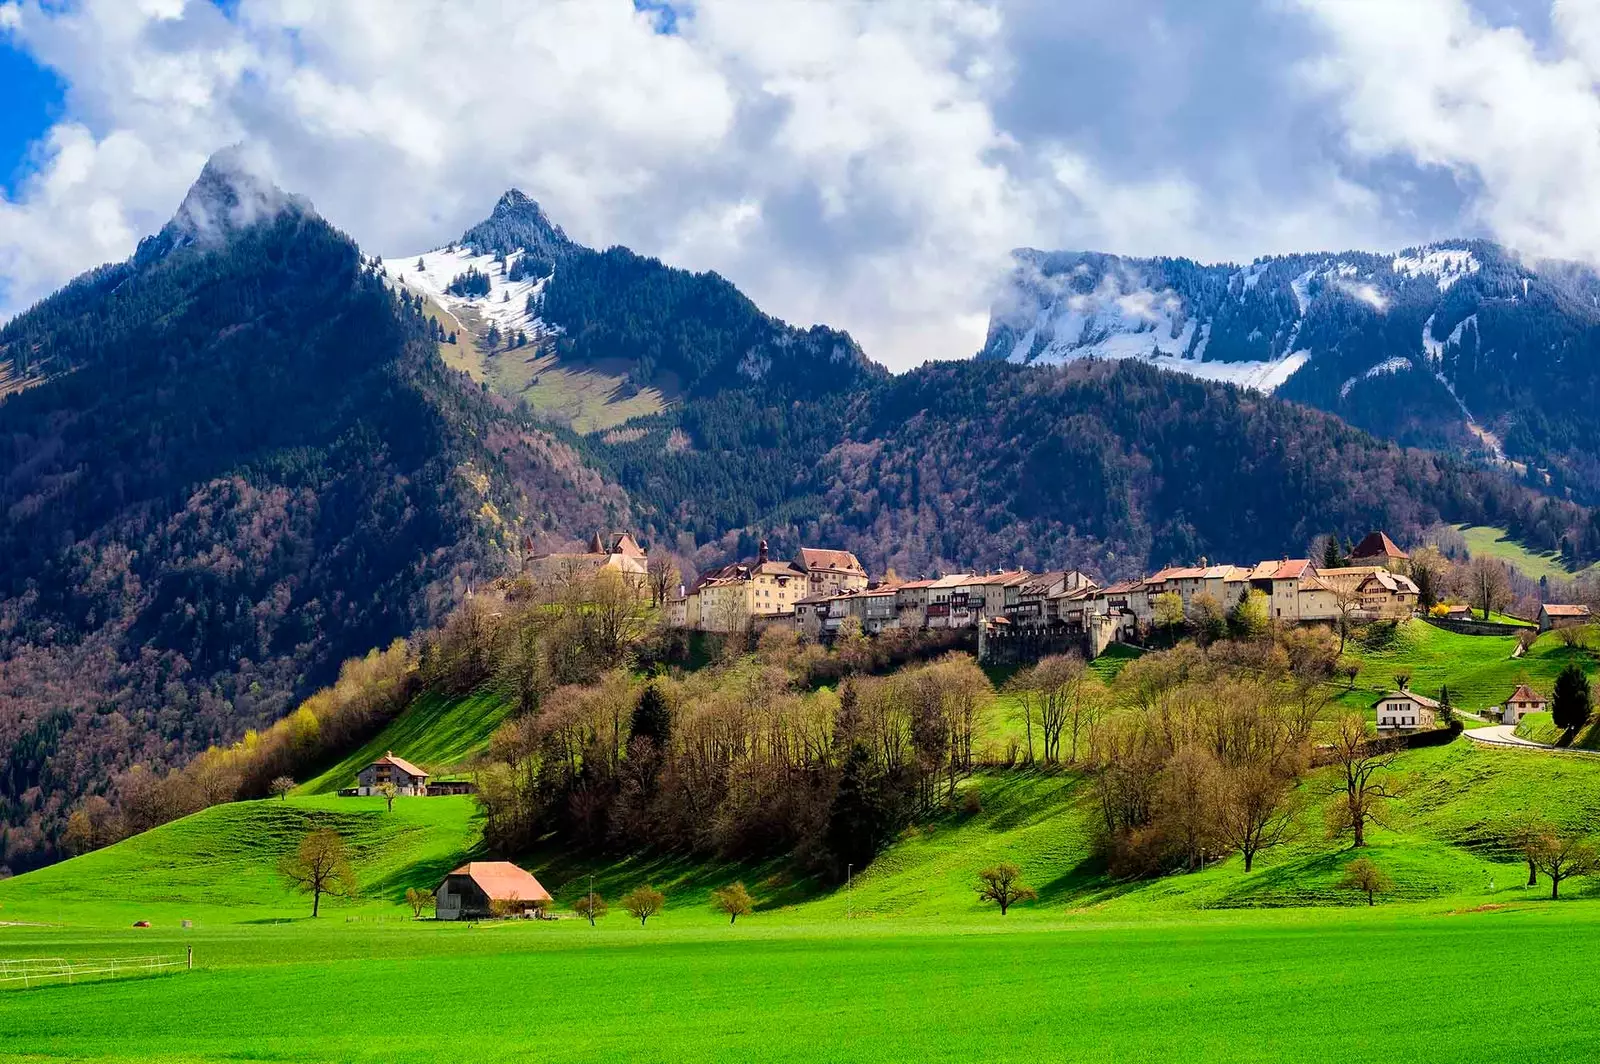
[0,155,629,872]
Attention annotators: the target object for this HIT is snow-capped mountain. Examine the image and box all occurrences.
[979,240,1600,501]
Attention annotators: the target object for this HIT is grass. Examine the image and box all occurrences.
[1456,523,1598,581]
[10,741,1600,1061]
[298,689,513,795]
[1334,619,1597,716]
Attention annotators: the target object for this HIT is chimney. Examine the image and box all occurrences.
[758,539,769,564]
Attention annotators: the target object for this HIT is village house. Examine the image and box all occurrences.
[683,541,805,633]
[1500,683,1548,725]
[1355,569,1421,619]
[893,578,936,629]
[435,862,552,920]
[926,573,980,629]
[1539,603,1593,632]
[836,586,900,634]
[1008,570,1095,627]
[1373,690,1439,733]
[795,548,870,597]
[1347,530,1410,571]
[525,531,648,585]
[357,752,429,797]
[794,593,831,640]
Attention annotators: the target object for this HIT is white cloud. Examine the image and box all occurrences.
[1,0,1568,369]
[1298,0,1600,265]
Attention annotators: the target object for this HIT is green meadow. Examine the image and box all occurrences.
[8,731,1600,1062]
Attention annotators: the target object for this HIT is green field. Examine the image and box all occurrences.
[9,736,1600,1061]
[1456,523,1598,581]
[1335,619,1595,715]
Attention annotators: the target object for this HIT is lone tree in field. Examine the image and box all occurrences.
[1326,714,1399,848]
[1464,555,1512,620]
[573,892,608,925]
[1552,663,1592,735]
[269,776,295,801]
[405,887,434,918]
[377,781,399,812]
[1511,820,1550,886]
[622,885,665,926]
[1529,830,1600,900]
[711,882,755,924]
[976,863,1037,915]
[1338,856,1393,906]
[278,829,357,917]
[1215,763,1299,872]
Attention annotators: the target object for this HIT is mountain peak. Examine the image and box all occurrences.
[165,146,312,248]
[458,189,575,260]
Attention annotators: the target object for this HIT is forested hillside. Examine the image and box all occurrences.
[0,157,629,872]
[593,358,1595,579]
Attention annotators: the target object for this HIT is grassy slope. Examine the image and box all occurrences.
[10,741,1600,1062]
[1335,620,1596,716]
[298,689,513,795]
[1456,523,1598,581]
[0,796,482,925]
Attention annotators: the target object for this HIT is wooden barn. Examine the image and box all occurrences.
[435,862,552,920]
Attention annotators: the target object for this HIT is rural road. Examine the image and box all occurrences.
[1464,725,1600,757]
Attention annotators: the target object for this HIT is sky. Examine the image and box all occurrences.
[0,0,1595,371]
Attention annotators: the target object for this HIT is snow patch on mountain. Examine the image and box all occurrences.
[1340,356,1413,399]
[1392,247,1480,291]
[1422,312,1477,362]
[379,246,552,339]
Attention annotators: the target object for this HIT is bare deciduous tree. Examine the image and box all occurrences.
[1461,555,1512,621]
[1338,856,1393,905]
[377,781,398,812]
[278,829,357,917]
[1529,830,1600,900]
[976,862,1037,915]
[269,776,296,801]
[1215,763,1299,872]
[711,882,755,924]
[1325,714,1398,849]
[622,885,666,926]
[646,554,680,608]
[405,887,434,918]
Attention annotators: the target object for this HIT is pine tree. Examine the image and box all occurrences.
[1553,663,1592,733]
[825,742,889,879]
[1322,534,1343,569]
[630,683,672,749]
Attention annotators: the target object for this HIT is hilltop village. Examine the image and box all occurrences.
[525,531,1469,659]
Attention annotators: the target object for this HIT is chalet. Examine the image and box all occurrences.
[1356,569,1420,619]
[1501,683,1548,725]
[1373,690,1439,733]
[1539,604,1592,632]
[1348,530,1409,571]
[526,531,648,584]
[435,862,552,920]
[357,752,429,796]
[795,548,870,597]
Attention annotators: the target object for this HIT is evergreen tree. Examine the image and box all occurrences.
[1553,663,1592,733]
[1322,534,1343,570]
[825,742,889,879]
[630,682,672,749]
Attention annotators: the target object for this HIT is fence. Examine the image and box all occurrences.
[1423,616,1532,637]
[0,954,187,989]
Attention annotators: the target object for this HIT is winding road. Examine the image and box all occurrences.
[1463,724,1600,756]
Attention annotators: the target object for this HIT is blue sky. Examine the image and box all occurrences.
[0,0,1593,369]
[0,39,59,195]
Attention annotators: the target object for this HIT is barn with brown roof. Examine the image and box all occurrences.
[436,862,553,920]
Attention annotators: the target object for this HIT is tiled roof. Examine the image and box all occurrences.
[1371,690,1440,709]
[444,862,552,903]
[373,752,428,779]
[1509,684,1546,704]
[1349,531,1409,561]
[1543,604,1592,617]
[797,547,865,574]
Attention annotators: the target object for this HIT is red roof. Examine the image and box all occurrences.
[1349,531,1409,561]
[1543,604,1592,617]
[1273,559,1311,579]
[444,862,552,902]
[373,752,428,779]
[797,547,865,574]
[1509,684,1546,705]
